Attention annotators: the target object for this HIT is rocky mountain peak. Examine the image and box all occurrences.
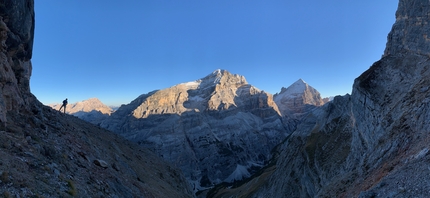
[198,69,247,89]
[100,69,287,192]
[277,78,308,96]
[127,69,255,119]
[70,98,113,114]
[49,98,113,115]
[274,79,325,116]
[49,98,114,125]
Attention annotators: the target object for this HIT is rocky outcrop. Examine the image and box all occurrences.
[215,0,430,197]
[274,79,326,117]
[0,0,34,123]
[0,1,194,197]
[49,98,113,125]
[384,0,430,57]
[101,69,291,191]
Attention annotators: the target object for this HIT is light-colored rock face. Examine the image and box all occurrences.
[101,69,290,191]
[274,79,326,117]
[130,69,255,118]
[224,0,430,197]
[50,98,113,115]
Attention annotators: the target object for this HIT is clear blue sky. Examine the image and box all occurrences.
[31,0,398,106]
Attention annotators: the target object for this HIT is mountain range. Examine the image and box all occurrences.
[50,69,328,192]
[86,69,326,192]
[3,0,430,197]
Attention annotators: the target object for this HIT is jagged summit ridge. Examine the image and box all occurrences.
[182,69,248,91]
[129,69,254,119]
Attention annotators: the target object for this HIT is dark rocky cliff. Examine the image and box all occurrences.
[210,1,430,197]
[384,0,430,57]
[0,0,34,123]
[0,1,193,197]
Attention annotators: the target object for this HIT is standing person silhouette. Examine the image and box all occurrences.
[59,98,68,114]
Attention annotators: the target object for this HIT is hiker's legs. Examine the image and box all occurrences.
[59,105,65,113]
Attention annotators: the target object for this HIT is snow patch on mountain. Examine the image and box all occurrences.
[181,81,200,89]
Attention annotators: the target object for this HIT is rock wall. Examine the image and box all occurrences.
[0,0,34,122]
[384,0,430,57]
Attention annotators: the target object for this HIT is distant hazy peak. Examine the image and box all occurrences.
[274,79,325,115]
[85,98,102,102]
[74,98,105,106]
[49,97,113,115]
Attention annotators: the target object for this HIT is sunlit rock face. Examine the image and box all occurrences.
[101,69,292,191]
[232,0,430,197]
[49,98,113,124]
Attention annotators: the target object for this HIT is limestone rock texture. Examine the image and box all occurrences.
[49,98,113,125]
[213,1,430,197]
[0,0,34,123]
[0,1,193,197]
[101,69,292,191]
